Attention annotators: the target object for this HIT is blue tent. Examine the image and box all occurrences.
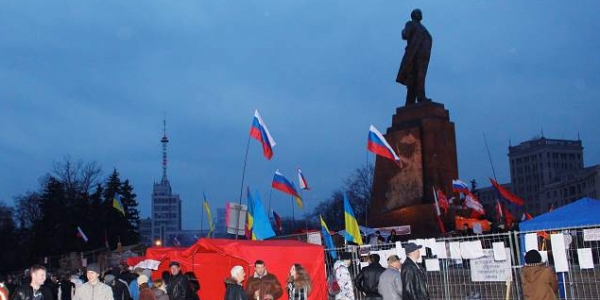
[520,197,600,231]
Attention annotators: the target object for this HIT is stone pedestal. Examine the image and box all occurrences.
[369,101,458,237]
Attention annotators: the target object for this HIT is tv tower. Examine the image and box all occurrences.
[161,118,169,183]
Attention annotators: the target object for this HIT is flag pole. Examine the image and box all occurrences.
[291,195,296,233]
[236,135,252,240]
[268,188,273,219]
[301,189,308,236]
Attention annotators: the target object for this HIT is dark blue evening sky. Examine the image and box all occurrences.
[1,1,599,229]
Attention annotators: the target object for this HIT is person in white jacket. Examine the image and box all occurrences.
[334,252,355,300]
[73,263,113,300]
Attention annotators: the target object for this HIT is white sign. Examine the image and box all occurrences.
[492,242,506,261]
[525,233,538,252]
[134,259,161,270]
[583,229,600,241]
[425,259,440,272]
[433,241,447,259]
[551,234,570,272]
[577,248,594,269]
[450,242,461,259]
[225,203,248,235]
[461,240,484,259]
[307,232,322,245]
[470,249,512,282]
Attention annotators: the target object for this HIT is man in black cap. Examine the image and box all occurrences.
[167,261,193,300]
[74,263,114,300]
[354,254,385,300]
[401,243,429,300]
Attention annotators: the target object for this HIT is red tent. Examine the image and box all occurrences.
[145,239,327,300]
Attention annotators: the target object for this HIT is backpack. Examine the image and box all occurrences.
[327,274,340,296]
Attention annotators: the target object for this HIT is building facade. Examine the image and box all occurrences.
[508,137,584,215]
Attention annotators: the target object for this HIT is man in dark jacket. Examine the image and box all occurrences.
[225,266,247,300]
[11,265,54,300]
[245,260,283,300]
[401,243,429,300]
[354,254,386,300]
[167,261,193,300]
[104,274,131,300]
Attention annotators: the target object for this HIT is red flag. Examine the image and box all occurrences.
[501,203,515,227]
[272,209,283,233]
[521,212,533,221]
[437,189,449,214]
[490,178,525,206]
[432,187,447,235]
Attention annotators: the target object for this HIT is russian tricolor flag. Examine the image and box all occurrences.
[452,179,470,194]
[249,110,276,160]
[367,125,401,164]
[272,170,303,208]
[297,168,310,190]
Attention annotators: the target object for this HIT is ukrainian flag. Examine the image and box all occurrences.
[250,190,275,240]
[113,194,125,216]
[203,193,214,238]
[343,193,363,245]
[320,215,337,260]
[245,188,255,239]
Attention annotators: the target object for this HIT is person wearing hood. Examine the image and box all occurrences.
[334,252,355,300]
[521,250,558,300]
[224,266,248,300]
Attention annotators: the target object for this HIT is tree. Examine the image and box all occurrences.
[307,164,373,230]
[120,179,140,244]
[14,192,43,229]
[52,156,101,196]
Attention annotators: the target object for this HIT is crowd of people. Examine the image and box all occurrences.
[0,260,200,300]
[224,260,312,300]
[334,245,558,300]
[0,246,558,300]
[0,259,311,300]
[333,242,429,300]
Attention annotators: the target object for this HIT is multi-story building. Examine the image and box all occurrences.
[139,217,152,246]
[508,137,584,215]
[539,165,600,210]
[214,208,227,237]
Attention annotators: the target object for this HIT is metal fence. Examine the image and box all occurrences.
[325,225,600,300]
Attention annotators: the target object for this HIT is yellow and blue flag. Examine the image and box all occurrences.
[245,188,255,239]
[203,193,215,238]
[343,193,363,245]
[320,215,337,260]
[113,193,125,216]
[247,189,275,241]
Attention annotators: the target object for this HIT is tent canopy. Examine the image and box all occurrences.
[520,197,600,231]
[145,238,326,300]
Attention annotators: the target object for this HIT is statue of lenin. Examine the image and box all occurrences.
[396,9,433,105]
